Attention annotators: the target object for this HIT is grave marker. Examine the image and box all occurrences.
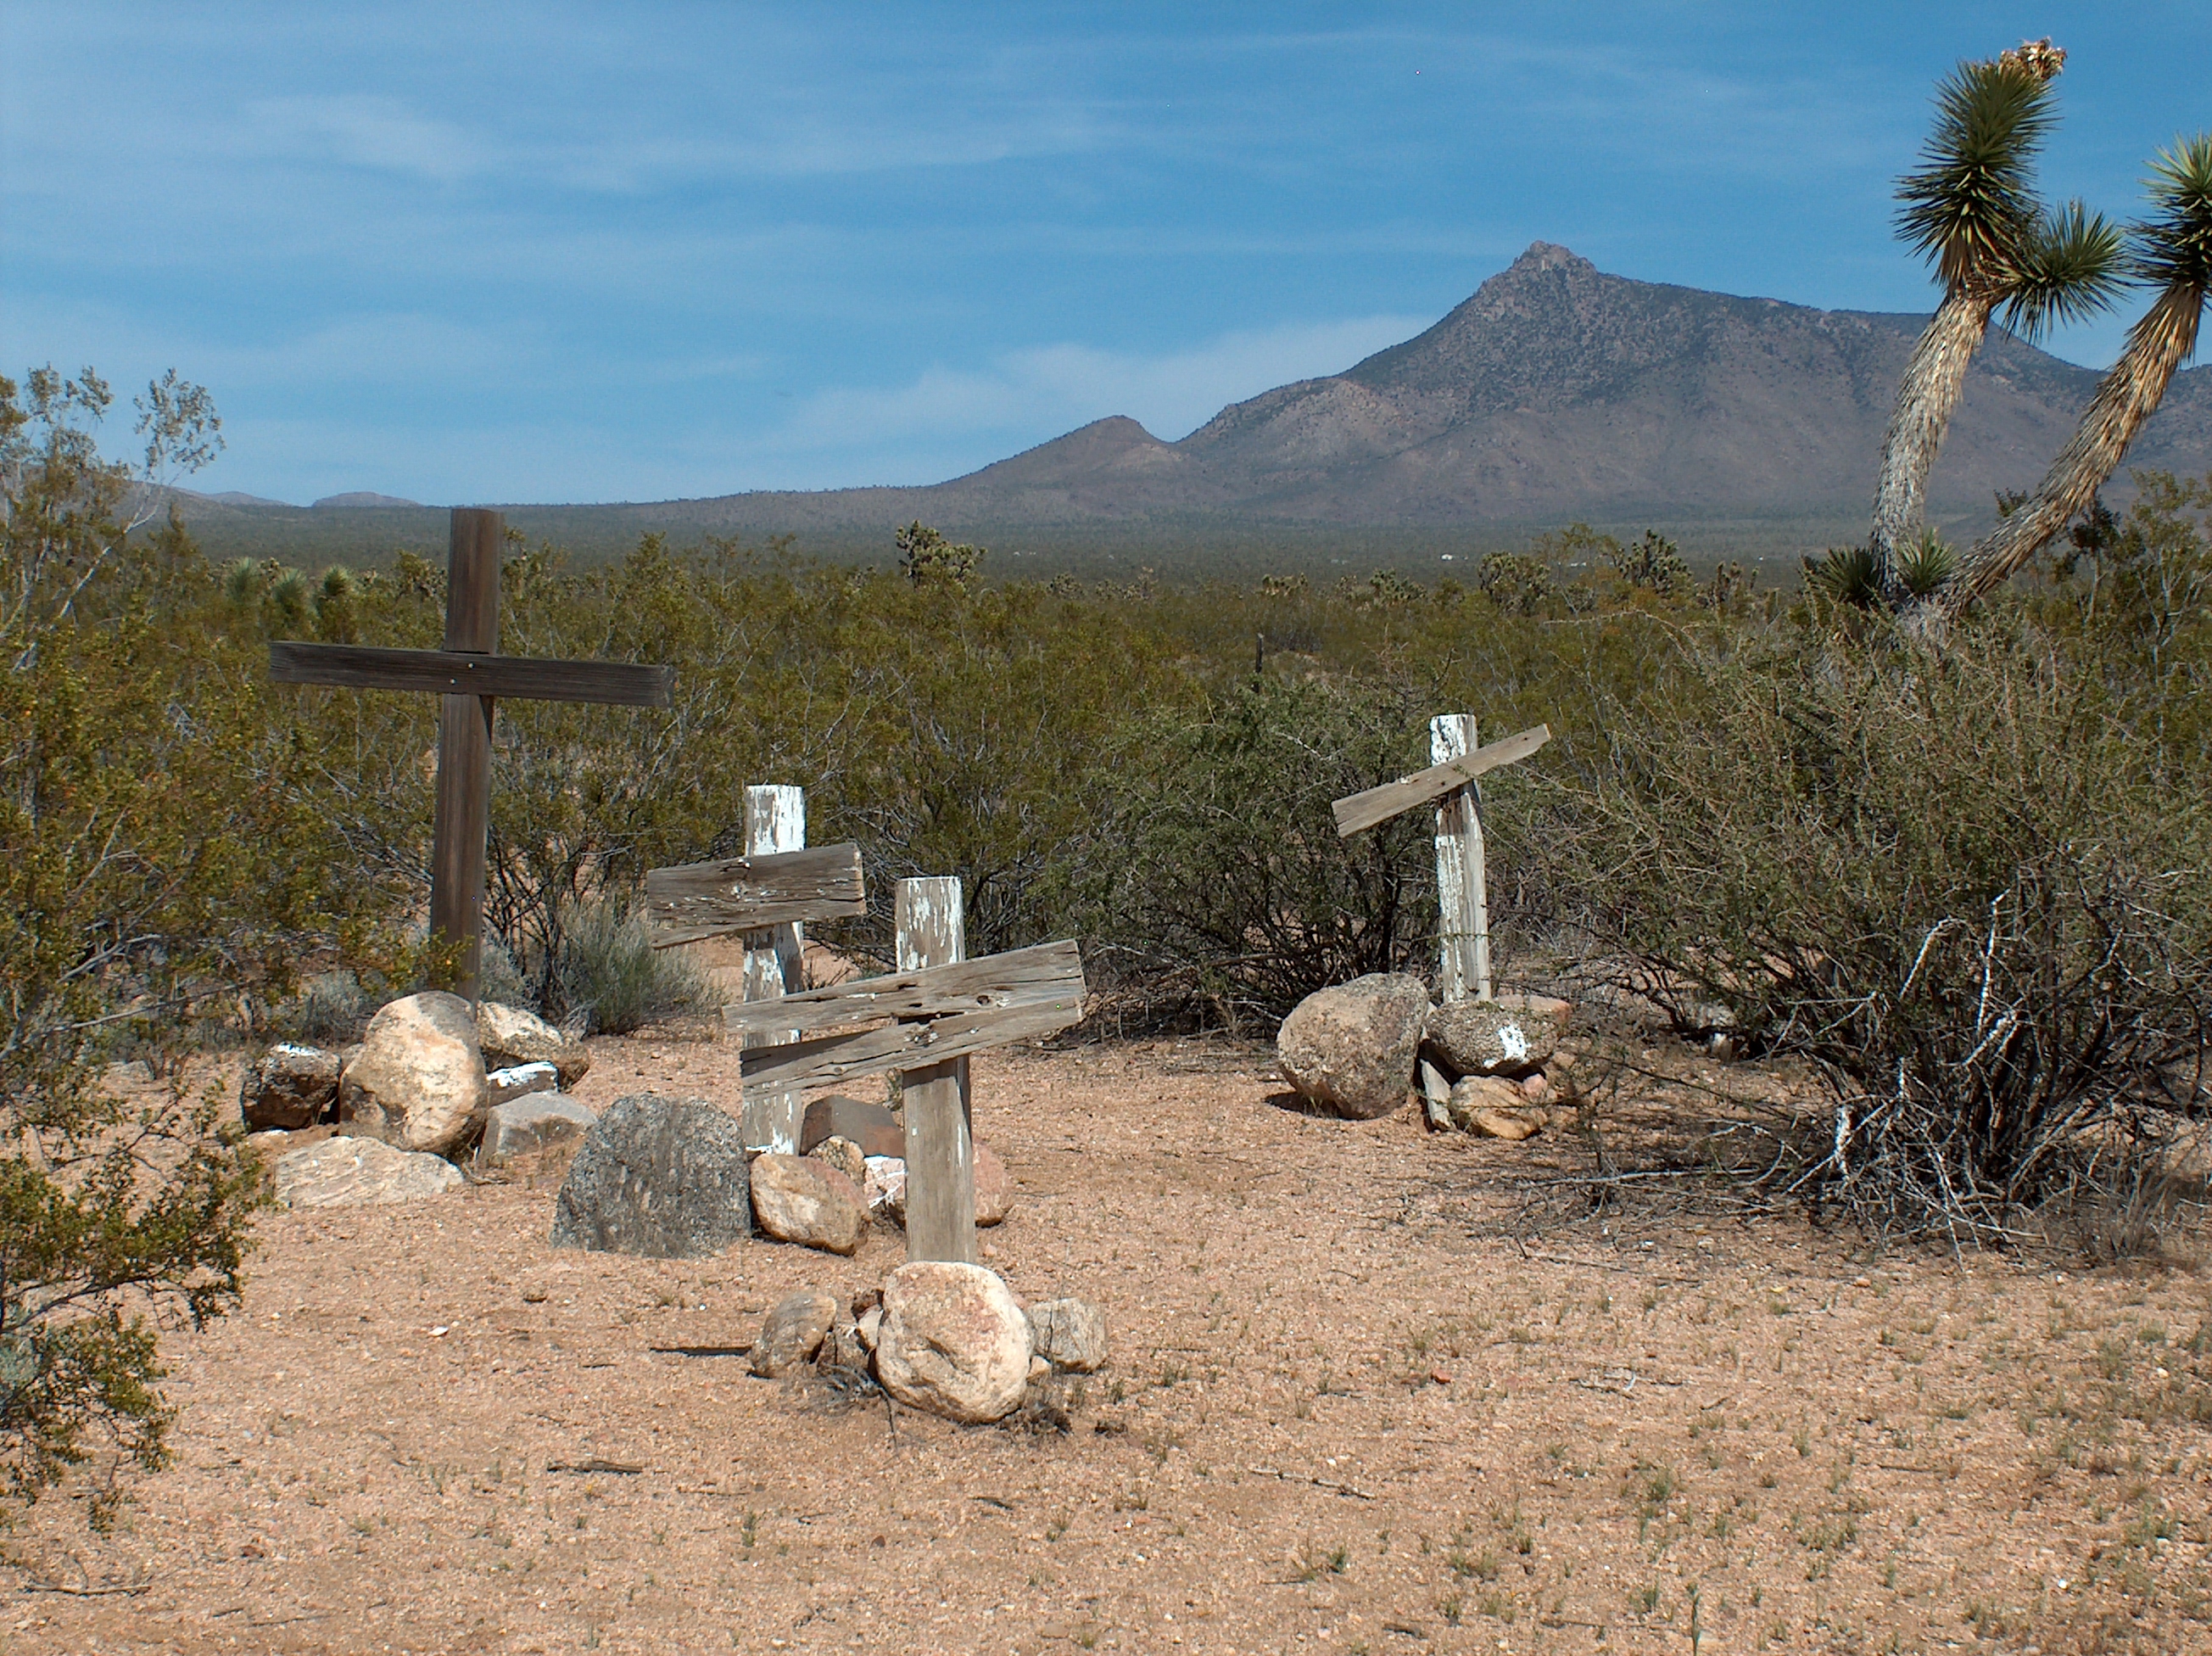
[646,787,870,1151]
[1332,719,1550,1003]
[723,890,1086,1264]
[271,507,673,999]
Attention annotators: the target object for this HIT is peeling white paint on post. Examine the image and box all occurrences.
[1432,713,1491,1003]
[896,876,975,1264]
[740,785,807,1151]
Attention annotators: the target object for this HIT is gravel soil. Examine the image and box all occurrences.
[7,1032,2211,1655]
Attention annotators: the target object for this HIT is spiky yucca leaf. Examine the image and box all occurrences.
[1999,200,2126,340]
[1805,545,1881,608]
[2131,134,2212,335]
[1896,531,1958,597]
[1895,57,2058,293]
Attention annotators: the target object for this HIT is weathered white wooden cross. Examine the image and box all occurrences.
[1331,718,1550,1003]
[271,508,675,999]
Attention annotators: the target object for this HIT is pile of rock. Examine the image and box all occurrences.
[751,1265,1108,1424]
[245,991,595,1207]
[1276,972,1571,1140]
[545,1090,1017,1261]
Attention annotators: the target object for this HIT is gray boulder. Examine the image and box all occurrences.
[476,1093,596,1170]
[1028,1297,1109,1373]
[751,1290,839,1379]
[549,1094,753,1257]
[1424,996,1561,1078]
[338,993,489,1155]
[1275,973,1429,1119]
[477,1001,591,1088]
[240,1043,341,1130]
[874,1262,1032,1424]
[274,1135,462,1208]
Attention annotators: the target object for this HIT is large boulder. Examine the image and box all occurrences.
[751,1290,839,1379]
[1275,973,1429,1119]
[240,1043,341,1130]
[549,1094,753,1257]
[1027,1297,1109,1373]
[874,1262,1033,1424]
[273,1135,462,1208]
[748,1154,867,1256]
[476,1093,597,1170]
[477,1001,591,1088]
[338,993,489,1155]
[1423,995,1562,1078]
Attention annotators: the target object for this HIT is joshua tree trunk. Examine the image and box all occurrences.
[1869,288,1997,594]
[1926,284,2206,621]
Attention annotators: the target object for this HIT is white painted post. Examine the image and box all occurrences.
[740,785,807,1151]
[896,876,975,1264]
[1432,714,1491,1002]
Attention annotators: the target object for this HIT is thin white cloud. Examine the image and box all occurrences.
[776,315,1428,463]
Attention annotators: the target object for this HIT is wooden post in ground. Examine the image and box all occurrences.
[740,785,807,1152]
[427,509,503,999]
[273,506,673,1006]
[1430,713,1491,1003]
[897,876,975,1264]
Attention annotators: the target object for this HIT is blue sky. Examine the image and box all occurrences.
[3,3,2208,505]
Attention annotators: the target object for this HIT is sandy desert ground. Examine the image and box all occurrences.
[5,1030,2211,1656]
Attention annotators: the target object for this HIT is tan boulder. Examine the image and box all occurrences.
[748,1153,868,1256]
[751,1290,839,1379]
[476,1000,591,1088]
[338,993,489,1155]
[1276,974,1429,1119]
[1447,1074,1549,1140]
[874,1262,1033,1424]
[274,1135,462,1208]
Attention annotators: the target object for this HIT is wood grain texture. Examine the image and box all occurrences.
[427,509,501,999]
[269,642,674,707]
[1431,713,1491,1002]
[721,937,1082,1037]
[896,876,973,1266]
[648,843,865,944]
[1332,722,1550,836]
[738,786,806,1155]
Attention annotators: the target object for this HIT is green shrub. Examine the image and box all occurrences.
[1540,607,2211,1237]
[539,898,714,1035]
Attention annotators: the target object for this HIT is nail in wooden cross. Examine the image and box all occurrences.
[723,879,1086,1264]
[1332,719,1550,1003]
[270,507,675,999]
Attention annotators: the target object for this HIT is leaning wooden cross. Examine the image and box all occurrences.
[645,803,868,1151]
[723,881,1085,1265]
[1332,719,1550,1003]
[271,508,675,999]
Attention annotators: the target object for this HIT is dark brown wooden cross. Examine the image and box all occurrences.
[270,507,674,999]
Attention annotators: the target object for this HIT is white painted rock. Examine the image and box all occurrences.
[1424,997,1561,1078]
[274,1135,462,1208]
[1276,973,1429,1119]
[487,1060,561,1106]
[240,1043,341,1130]
[1027,1296,1109,1373]
[748,1154,867,1256]
[874,1262,1032,1424]
[862,1155,906,1213]
[878,1142,1011,1228]
[476,1001,591,1088]
[338,993,489,1156]
[476,1093,596,1169]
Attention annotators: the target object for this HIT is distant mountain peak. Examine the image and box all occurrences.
[1505,241,1595,277]
[312,491,422,509]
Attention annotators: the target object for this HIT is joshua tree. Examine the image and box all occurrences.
[1929,135,2212,619]
[1868,39,2125,601]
